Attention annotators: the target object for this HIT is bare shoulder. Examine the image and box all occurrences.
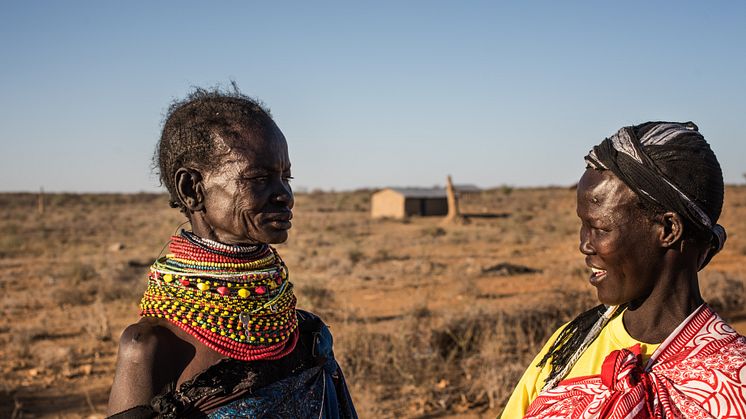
[117,318,170,360]
[107,318,183,416]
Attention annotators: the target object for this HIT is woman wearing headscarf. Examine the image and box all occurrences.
[106,87,357,418]
[501,122,746,418]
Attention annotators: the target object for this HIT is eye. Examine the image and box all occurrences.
[243,176,269,185]
[591,225,610,234]
[581,219,608,235]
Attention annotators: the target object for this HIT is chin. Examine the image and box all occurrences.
[268,236,288,244]
[244,220,291,244]
[261,230,289,244]
[595,289,622,306]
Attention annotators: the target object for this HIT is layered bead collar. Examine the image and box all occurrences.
[140,230,298,361]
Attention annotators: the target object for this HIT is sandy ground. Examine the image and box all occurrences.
[1,187,745,418]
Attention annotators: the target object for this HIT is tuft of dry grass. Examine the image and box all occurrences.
[337,293,595,416]
[346,249,366,266]
[701,271,745,317]
[421,226,447,238]
[296,281,337,317]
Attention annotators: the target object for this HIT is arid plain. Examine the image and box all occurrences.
[1,186,745,418]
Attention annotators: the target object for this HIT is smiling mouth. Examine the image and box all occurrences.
[589,267,607,285]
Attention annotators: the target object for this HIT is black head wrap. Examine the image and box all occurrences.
[585,121,726,269]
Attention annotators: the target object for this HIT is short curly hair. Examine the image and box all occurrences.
[155,85,274,211]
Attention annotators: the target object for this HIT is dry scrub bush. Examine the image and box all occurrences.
[701,271,745,316]
[36,343,74,373]
[9,326,47,359]
[338,293,594,416]
[79,300,112,342]
[51,263,100,306]
[296,282,336,318]
[95,263,149,302]
[369,249,410,264]
[0,233,24,258]
[421,226,446,238]
[50,261,147,305]
[346,249,365,266]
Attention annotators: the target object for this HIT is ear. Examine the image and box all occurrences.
[658,211,684,248]
[174,168,205,212]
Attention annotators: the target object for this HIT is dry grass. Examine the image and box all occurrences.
[1,186,745,417]
[700,270,746,314]
[338,293,596,417]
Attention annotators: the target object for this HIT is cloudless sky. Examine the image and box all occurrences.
[1,1,745,192]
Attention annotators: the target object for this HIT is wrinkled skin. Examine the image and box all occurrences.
[107,121,298,416]
[188,121,294,245]
[576,169,704,343]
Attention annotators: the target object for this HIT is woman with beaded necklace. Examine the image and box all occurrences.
[106,87,357,418]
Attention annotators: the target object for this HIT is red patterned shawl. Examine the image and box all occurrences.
[525,305,746,418]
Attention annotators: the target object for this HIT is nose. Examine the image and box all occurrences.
[579,225,594,255]
[273,179,294,208]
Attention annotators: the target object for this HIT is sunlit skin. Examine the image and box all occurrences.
[183,121,294,245]
[107,122,296,415]
[576,169,706,343]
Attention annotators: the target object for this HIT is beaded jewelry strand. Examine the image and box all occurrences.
[140,230,299,361]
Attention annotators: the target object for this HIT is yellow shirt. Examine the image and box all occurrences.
[500,313,660,418]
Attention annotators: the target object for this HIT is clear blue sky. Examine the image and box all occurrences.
[1,1,744,192]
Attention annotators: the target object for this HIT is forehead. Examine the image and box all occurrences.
[211,123,289,169]
[577,169,639,215]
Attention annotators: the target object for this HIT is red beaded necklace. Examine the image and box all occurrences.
[140,231,298,361]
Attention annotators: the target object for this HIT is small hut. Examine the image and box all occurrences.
[370,188,449,219]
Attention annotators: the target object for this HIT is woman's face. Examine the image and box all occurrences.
[198,121,294,245]
[576,169,664,307]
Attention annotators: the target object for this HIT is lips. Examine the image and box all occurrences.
[265,211,293,229]
[589,266,607,285]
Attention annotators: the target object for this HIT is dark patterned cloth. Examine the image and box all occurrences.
[107,311,357,419]
[208,353,355,419]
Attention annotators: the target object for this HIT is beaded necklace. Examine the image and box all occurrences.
[140,230,298,361]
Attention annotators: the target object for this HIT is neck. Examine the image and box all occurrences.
[623,254,703,343]
[187,213,258,246]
